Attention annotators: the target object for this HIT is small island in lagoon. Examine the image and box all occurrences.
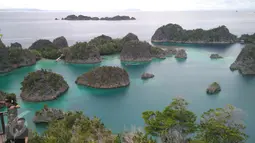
[34,104,64,123]
[76,66,130,89]
[20,69,69,102]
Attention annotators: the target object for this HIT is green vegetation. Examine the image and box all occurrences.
[76,66,130,88]
[88,35,123,55]
[152,24,237,43]
[142,97,248,143]
[62,42,100,63]
[21,69,68,96]
[34,48,61,59]
[239,33,255,44]
[29,49,42,60]
[0,91,16,108]
[28,97,248,143]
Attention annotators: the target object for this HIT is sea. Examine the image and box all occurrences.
[0,11,255,142]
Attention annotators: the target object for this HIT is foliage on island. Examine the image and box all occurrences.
[28,39,62,59]
[20,69,69,102]
[28,97,248,143]
[88,35,123,55]
[142,97,248,143]
[76,66,130,88]
[120,40,152,62]
[0,91,16,108]
[0,47,36,73]
[230,44,255,75]
[150,46,167,58]
[34,104,64,123]
[239,33,255,44]
[152,24,237,43]
[62,42,101,64]
[63,15,136,21]
[0,39,6,48]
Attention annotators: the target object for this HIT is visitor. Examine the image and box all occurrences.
[13,118,28,143]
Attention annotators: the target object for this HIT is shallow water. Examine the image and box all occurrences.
[0,11,255,142]
[0,43,255,142]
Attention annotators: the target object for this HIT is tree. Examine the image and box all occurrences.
[197,104,248,143]
[142,97,197,143]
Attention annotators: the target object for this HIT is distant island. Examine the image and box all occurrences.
[60,15,136,21]
[151,23,237,44]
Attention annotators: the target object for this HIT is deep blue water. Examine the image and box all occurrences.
[0,11,255,142]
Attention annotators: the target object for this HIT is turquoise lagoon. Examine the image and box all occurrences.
[0,44,255,142]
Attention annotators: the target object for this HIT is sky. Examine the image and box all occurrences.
[0,0,255,11]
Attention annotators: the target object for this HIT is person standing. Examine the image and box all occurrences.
[13,118,28,143]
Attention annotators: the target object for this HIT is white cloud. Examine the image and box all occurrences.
[0,0,254,11]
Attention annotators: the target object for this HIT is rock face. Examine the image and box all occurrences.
[207,82,221,94]
[151,24,237,44]
[63,42,101,64]
[29,39,56,50]
[53,36,68,48]
[141,73,154,79]
[230,44,255,75]
[239,33,255,44]
[63,15,136,21]
[0,39,6,48]
[164,48,177,55]
[120,41,152,62]
[150,47,167,59]
[122,33,139,43]
[10,42,22,49]
[20,69,69,102]
[175,49,187,59]
[76,66,130,88]
[210,54,223,59]
[0,48,36,74]
[34,106,64,123]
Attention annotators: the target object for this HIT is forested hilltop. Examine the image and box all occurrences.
[151,24,237,44]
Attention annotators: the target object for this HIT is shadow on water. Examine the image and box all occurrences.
[175,58,187,63]
[77,85,129,97]
[120,61,152,78]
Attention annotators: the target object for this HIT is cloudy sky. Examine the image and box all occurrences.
[0,0,254,11]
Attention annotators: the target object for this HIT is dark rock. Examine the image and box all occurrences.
[64,15,78,20]
[230,44,255,75]
[207,82,221,94]
[62,42,101,64]
[141,73,154,79]
[151,23,237,44]
[0,39,6,48]
[76,66,130,88]
[34,106,64,123]
[175,49,187,59]
[131,17,136,20]
[10,42,22,49]
[20,69,69,102]
[122,33,139,43]
[120,41,152,62]
[210,54,223,59]
[55,18,58,20]
[53,36,68,48]
[29,39,57,50]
